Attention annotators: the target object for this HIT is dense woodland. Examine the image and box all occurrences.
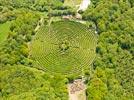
[0,0,134,100]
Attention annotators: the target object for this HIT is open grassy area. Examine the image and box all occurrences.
[64,0,82,7]
[31,21,97,74]
[0,21,11,44]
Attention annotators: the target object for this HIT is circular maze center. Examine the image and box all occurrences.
[59,41,69,52]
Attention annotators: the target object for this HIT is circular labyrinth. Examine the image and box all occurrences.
[31,21,97,74]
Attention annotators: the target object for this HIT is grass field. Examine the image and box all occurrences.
[0,21,11,44]
[31,21,97,74]
[64,0,82,7]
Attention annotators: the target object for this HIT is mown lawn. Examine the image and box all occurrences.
[0,21,11,44]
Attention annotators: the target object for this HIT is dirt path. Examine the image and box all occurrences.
[68,79,86,100]
[34,17,44,32]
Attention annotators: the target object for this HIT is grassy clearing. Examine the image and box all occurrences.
[31,21,97,74]
[64,0,82,7]
[0,21,11,44]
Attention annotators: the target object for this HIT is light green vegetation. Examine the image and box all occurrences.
[64,0,82,7]
[83,0,134,99]
[31,21,97,74]
[0,21,11,44]
[0,0,134,99]
[0,65,68,100]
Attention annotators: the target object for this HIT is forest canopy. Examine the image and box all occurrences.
[0,0,134,100]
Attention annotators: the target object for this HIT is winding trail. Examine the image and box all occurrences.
[34,17,44,32]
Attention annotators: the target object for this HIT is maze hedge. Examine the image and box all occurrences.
[31,21,97,74]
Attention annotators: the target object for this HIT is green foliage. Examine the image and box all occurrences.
[83,0,134,99]
[49,8,75,16]
[0,65,68,99]
[64,0,82,7]
[87,77,108,100]
[0,1,75,99]
[31,21,97,74]
[0,11,40,66]
[0,0,134,99]
[0,21,11,44]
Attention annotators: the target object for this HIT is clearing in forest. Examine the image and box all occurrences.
[30,21,97,74]
[64,0,82,7]
[68,79,86,100]
[0,21,11,44]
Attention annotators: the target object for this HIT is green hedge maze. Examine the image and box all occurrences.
[30,21,97,74]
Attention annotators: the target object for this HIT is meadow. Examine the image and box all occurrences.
[0,21,11,44]
[64,0,82,7]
